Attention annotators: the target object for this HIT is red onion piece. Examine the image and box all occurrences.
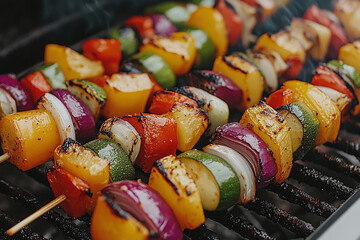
[179,70,242,108]
[211,122,277,187]
[0,74,34,111]
[103,180,182,240]
[150,14,177,35]
[50,89,96,144]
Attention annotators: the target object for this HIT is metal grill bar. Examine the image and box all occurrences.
[184,225,220,240]
[290,163,354,199]
[344,118,360,134]
[267,182,337,218]
[0,209,46,240]
[326,131,360,158]
[206,209,275,240]
[0,179,91,240]
[244,198,315,237]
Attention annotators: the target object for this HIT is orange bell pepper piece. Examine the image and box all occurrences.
[149,90,198,114]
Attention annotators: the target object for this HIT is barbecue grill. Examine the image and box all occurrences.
[0,0,359,239]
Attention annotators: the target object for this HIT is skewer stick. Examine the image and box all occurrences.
[6,194,67,236]
[0,152,10,164]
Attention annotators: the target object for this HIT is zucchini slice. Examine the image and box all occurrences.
[277,102,320,160]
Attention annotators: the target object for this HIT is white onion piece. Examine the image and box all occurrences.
[316,86,351,112]
[37,93,76,142]
[0,87,17,118]
[98,118,141,164]
[247,52,278,92]
[320,9,341,25]
[263,50,288,76]
[203,144,256,203]
[187,87,229,135]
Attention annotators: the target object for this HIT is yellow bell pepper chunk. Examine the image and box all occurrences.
[187,6,228,57]
[283,80,341,145]
[91,196,149,240]
[240,102,293,183]
[149,155,205,230]
[102,73,153,118]
[140,32,196,75]
[254,31,306,62]
[339,41,360,74]
[0,109,61,171]
[44,44,104,81]
[54,139,110,213]
[213,54,264,111]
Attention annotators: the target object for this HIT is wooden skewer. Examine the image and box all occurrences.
[6,194,67,236]
[0,152,10,164]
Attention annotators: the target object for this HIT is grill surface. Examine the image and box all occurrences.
[0,0,360,239]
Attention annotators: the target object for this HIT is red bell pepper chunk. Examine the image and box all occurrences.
[122,114,178,173]
[20,71,51,103]
[146,75,164,108]
[149,90,198,115]
[311,65,354,101]
[82,39,121,75]
[215,0,243,46]
[125,16,155,39]
[265,88,294,109]
[47,167,91,219]
[283,56,304,79]
[303,5,348,57]
[93,75,110,88]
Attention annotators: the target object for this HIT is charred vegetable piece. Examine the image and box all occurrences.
[21,72,51,103]
[0,87,17,118]
[0,74,34,111]
[125,16,155,39]
[85,138,135,182]
[150,14,177,35]
[54,138,110,213]
[265,88,293,109]
[82,38,122,75]
[178,150,240,211]
[339,42,360,76]
[316,86,351,114]
[108,27,139,58]
[334,0,360,42]
[122,114,178,173]
[140,32,197,75]
[66,79,107,120]
[0,109,60,171]
[327,60,360,88]
[240,102,293,183]
[180,26,216,69]
[149,90,198,115]
[149,155,204,229]
[277,102,320,160]
[130,52,176,88]
[283,80,340,145]
[47,167,91,219]
[33,63,66,89]
[102,73,153,118]
[98,117,141,164]
[91,195,149,240]
[212,54,264,110]
[44,44,104,81]
[146,2,190,27]
[187,6,227,57]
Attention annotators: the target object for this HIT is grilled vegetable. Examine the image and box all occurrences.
[316,86,351,114]
[146,2,189,27]
[102,73,153,118]
[0,88,17,118]
[37,93,76,142]
[165,103,208,152]
[339,41,360,75]
[98,118,141,164]
[108,27,139,58]
[149,90,198,115]
[125,16,155,39]
[277,102,320,160]
[187,6,227,57]
[0,109,60,171]
[265,88,293,109]
[54,138,110,213]
[50,89,96,144]
[85,139,135,182]
[211,122,277,187]
[122,114,178,173]
[47,167,91,219]
[213,54,264,110]
[0,74,34,111]
[66,79,107,120]
[33,63,66,89]
[334,0,360,42]
[82,38,122,75]
[240,102,292,183]
[44,44,104,81]
[150,14,177,35]
[203,144,256,203]
[149,155,204,229]
[140,32,197,75]
[283,80,340,145]
[178,150,240,211]
[327,60,360,88]
[20,72,51,103]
